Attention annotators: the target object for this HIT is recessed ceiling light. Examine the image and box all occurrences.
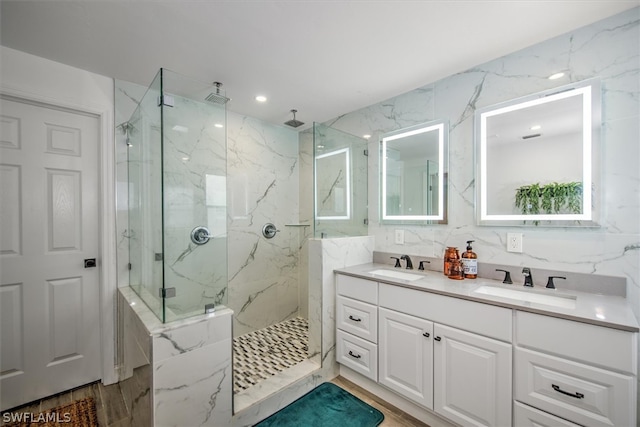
[182,156,190,161]
[363,134,371,139]
[548,72,565,80]
[214,123,224,128]
[255,95,267,102]
[530,125,541,130]
[317,144,325,149]
[172,125,189,133]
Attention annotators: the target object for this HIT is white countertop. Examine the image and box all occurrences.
[335,263,639,332]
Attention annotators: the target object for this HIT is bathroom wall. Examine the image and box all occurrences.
[321,6,640,412]
[116,81,304,333]
[226,114,302,336]
[0,45,119,385]
[323,10,639,312]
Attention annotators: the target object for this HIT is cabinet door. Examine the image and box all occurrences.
[433,323,512,427]
[379,307,433,409]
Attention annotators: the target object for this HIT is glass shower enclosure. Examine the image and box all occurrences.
[313,123,368,238]
[127,69,227,323]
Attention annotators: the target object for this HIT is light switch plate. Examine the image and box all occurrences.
[395,229,404,245]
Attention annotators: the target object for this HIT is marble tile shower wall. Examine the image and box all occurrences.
[115,82,304,333]
[320,7,640,320]
[226,114,301,336]
[161,95,228,319]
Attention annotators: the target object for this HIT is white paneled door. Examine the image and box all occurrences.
[0,97,101,410]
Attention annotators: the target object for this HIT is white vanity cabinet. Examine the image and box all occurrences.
[378,283,513,427]
[335,271,637,427]
[336,275,378,381]
[433,323,512,427]
[379,307,434,409]
[515,311,637,427]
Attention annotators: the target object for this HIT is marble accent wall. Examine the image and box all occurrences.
[322,9,639,311]
[226,113,302,336]
[119,287,233,426]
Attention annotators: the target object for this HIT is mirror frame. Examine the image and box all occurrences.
[475,78,601,227]
[380,120,449,224]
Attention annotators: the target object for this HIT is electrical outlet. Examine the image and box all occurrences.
[507,232,523,253]
[395,229,405,245]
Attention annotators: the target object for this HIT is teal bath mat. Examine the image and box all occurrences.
[254,382,384,427]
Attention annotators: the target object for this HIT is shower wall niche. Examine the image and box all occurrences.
[126,68,228,323]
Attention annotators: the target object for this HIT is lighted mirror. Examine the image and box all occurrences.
[315,147,351,220]
[475,79,601,226]
[381,120,448,223]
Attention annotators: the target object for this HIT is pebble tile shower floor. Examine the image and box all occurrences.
[233,317,309,394]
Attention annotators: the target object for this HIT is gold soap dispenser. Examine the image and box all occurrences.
[461,240,478,279]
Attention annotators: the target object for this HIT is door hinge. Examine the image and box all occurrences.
[158,95,175,107]
[127,263,132,270]
[363,149,369,156]
[159,287,176,299]
[363,218,369,225]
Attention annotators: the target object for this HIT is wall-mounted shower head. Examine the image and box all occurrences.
[205,81,230,105]
[284,109,304,128]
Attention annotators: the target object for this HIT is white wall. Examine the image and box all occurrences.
[0,45,118,384]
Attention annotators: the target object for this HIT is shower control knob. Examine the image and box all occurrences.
[262,223,280,239]
[191,226,212,245]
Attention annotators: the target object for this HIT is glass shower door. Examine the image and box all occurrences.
[127,69,228,323]
[160,69,228,322]
[127,71,164,321]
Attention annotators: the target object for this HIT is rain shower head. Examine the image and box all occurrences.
[284,109,304,128]
[205,81,230,105]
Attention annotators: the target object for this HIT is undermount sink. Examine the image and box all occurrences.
[473,285,576,309]
[368,269,424,282]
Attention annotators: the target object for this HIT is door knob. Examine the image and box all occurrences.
[84,258,97,268]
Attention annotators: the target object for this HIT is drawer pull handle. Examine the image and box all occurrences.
[423,332,430,338]
[434,336,442,341]
[348,315,362,322]
[552,384,585,399]
[348,351,362,359]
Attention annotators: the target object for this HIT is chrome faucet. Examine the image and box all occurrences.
[400,255,414,270]
[522,267,533,287]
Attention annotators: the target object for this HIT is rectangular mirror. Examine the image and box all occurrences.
[315,147,351,220]
[381,120,448,223]
[475,79,601,227]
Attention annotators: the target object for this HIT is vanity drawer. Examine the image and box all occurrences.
[516,311,637,374]
[336,274,378,305]
[336,329,377,382]
[514,401,581,427]
[379,283,512,342]
[337,296,377,343]
[515,347,635,427]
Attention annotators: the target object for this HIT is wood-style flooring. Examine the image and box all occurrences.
[331,376,431,427]
[0,381,130,427]
[3,375,429,426]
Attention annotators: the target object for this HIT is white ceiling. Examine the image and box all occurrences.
[1,1,636,131]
